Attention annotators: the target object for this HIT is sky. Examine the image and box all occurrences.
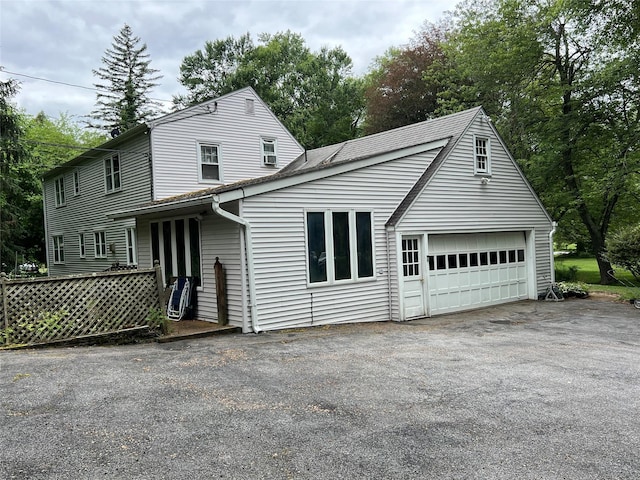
[0,0,456,124]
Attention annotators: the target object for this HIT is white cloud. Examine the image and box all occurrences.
[1,0,456,120]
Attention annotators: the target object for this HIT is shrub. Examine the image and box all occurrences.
[555,264,579,282]
[557,281,589,298]
[605,224,640,280]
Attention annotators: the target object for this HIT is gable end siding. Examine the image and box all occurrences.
[150,90,304,200]
[395,115,553,294]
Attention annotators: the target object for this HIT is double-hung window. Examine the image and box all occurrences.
[94,231,107,258]
[474,136,491,174]
[262,138,277,166]
[105,154,121,192]
[306,210,374,285]
[198,143,221,181]
[52,235,64,263]
[73,170,80,196]
[54,176,65,207]
[125,227,137,266]
[78,233,86,259]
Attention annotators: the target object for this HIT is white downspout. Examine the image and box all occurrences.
[549,221,557,283]
[211,196,261,333]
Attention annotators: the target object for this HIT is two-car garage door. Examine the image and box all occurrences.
[402,232,529,318]
[427,232,528,315]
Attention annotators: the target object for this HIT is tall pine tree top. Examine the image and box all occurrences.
[91,24,162,134]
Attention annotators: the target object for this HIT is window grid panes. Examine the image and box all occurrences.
[53,235,64,263]
[475,137,489,173]
[402,238,420,277]
[73,171,80,195]
[94,231,107,258]
[262,138,277,165]
[125,227,137,265]
[54,176,65,206]
[428,249,525,271]
[78,233,86,259]
[105,154,121,192]
[200,144,220,180]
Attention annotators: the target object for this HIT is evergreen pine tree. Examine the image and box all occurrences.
[91,24,162,134]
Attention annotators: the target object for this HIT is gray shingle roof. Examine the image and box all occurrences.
[282,106,483,174]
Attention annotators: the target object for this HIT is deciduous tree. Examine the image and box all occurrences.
[176,31,364,148]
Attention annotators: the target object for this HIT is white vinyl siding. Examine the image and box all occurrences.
[105,153,121,193]
[54,176,65,207]
[43,133,151,276]
[94,231,107,258]
[52,235,64,263]
[150,89,303,200]
[396,114,553,302]
[240,149,440,331]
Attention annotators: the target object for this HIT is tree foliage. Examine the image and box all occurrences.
[175,31,364,149]
[91,23,162,134]
[363,22,449,134]
[606,224,640,281]
[0,74,28,272]
[438,0,640,283]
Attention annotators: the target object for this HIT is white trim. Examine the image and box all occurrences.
[304,209,376,287]
[54,175,66,207]
[473,135,491,175]
[52,235,65,264]
[78,233,86,259]
[197,141,223,183]
[94,231,107,258]
[261,137,277,166]
[104,153,121,194]
[125,227,137,265]
[73,169,80,196]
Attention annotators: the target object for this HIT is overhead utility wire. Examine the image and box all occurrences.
[2,70,172,103]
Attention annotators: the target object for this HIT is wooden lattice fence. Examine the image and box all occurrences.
[0,266,164,347]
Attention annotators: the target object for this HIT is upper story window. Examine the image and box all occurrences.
[198,143,221,182]
[262,138,277,166]
[306,210,374,285]
[105,154,121,193]
[73,170,80,196]
[474,136,491,174]
[54,176,65,207]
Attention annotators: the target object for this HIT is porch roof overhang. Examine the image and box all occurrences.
[107,137,451,220]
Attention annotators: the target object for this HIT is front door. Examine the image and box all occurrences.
[402,236,425,319]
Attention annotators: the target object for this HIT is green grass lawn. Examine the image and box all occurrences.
[555,256,639,300]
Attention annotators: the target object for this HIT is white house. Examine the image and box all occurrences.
[110,106,555,332]
[42,87,304,277]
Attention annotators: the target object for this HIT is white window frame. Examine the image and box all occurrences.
[305,209,375,286]
[94,231,107,258]
[105,153,121,193]
[52,235,64,264]
[78,233,86,259]
[474,135,491,175]
[197,142,222,182]
[261,138,277,166]
[73,170,80,196]
[125,227,137,266]
[54,176,65,207]
[150,216,202,288]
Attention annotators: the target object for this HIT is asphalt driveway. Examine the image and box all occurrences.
[1,298,639,479]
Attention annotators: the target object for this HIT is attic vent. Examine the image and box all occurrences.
[245,98,255,115]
